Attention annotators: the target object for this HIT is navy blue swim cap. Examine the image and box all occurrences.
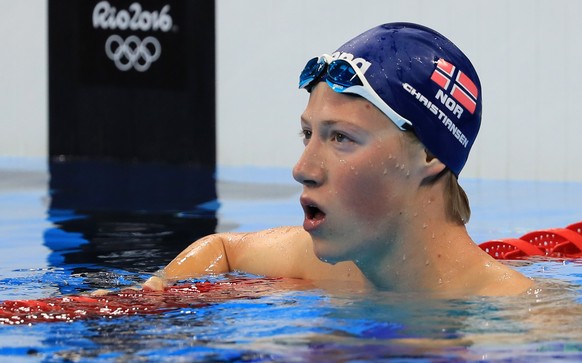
[330,22,482,176]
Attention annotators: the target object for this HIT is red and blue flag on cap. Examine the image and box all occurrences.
[431,59,479,115]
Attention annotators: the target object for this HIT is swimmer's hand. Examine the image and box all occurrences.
[89,285,143,296]
[142,275,167,291]
[88,274,167,296]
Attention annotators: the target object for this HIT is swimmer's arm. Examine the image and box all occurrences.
[143,233,233,290]
[144,226,366,290]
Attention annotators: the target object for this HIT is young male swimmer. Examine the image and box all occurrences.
[144,23,533,296]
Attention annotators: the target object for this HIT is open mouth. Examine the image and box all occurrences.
[301,199,326,232]
[305,205,326,221]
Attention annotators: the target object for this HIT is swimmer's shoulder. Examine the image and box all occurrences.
[221,226,312,260]
[258,225,310,239]
[476,264,534,296]
[227,226,310,244]
[224,226,367,284]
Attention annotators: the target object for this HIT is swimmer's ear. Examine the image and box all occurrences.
[421,149,447,179]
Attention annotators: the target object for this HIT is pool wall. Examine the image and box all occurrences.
[2,0,582,182]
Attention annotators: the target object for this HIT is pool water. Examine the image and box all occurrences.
[2,160,582,362]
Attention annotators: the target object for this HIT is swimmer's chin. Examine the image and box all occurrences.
[311,239,348,265]
[318,256,336,265]
[314,251,345,265]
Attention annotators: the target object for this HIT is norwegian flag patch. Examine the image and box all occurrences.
[430,59,478,114]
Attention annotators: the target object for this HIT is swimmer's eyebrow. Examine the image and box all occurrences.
[300,116,357,128]
[301,118,365,135]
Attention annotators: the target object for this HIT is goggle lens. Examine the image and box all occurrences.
[299,57,365,92]
[298,57,326,90]
[326,60,363,90]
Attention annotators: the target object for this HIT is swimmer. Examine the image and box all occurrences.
[144,22,533,296]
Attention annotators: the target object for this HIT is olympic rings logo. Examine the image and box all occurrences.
[105,34,161,72]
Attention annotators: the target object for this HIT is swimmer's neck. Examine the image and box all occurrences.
[356,215,473,290]
[353,193,532,296]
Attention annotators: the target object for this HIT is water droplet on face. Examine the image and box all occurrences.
[485,262,492,268]
[402,254,406,261]
[422,223,428,229]
[431,233,435,239]
[383,168,388,175]
[438,278,443,284]
[425,260,430,266]
[388,153,393,159]
[395,163,400,168]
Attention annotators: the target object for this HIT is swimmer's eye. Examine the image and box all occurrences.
[300,129,312,140]
[331,132,351,143]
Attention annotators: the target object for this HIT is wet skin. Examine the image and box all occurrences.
[293,83,422,265]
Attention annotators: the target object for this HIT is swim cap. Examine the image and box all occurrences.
[330,22,482,176]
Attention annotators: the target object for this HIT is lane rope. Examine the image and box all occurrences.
[479,221,582,260]
[0,277,281,325]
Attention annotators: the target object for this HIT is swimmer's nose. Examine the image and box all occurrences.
[293,149,326,187]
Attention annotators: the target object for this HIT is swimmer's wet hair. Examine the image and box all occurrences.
[443,170,471,225]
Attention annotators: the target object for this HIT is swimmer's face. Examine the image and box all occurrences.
[293,83,425,264]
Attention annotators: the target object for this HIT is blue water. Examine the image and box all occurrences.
[2,160,582,362]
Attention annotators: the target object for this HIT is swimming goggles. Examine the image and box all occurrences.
[299,54,413,131]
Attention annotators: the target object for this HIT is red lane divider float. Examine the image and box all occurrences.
[0,277,281,325]
[479,221,582,260]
